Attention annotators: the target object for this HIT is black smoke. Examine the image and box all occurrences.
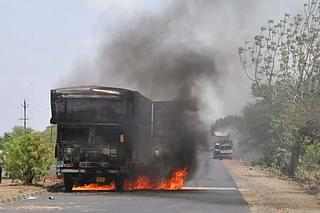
[95,4,221,178]
[63,0,259,179]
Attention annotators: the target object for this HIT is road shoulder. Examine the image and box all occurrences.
[0,175,61,204]
[222,160,320,213]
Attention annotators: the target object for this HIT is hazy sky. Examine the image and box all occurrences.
[0,0,304,135]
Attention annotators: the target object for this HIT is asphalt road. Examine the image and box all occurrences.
[1,152,249,213]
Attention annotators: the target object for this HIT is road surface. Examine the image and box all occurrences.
[0,152,249,213]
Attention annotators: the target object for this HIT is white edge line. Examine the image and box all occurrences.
[182,186,239,191]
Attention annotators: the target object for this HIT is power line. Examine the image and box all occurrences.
[19,99,29,133]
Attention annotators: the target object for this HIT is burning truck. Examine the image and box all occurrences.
[50,86,190,191]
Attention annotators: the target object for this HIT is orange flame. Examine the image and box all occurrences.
[124,176,153,190]
[158,167,187,190]
[71,168,187,191]
[72,182,116,191]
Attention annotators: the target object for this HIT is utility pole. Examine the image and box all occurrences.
[20,99,29,133]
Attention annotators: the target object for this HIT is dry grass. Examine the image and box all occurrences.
[223,160,320,213]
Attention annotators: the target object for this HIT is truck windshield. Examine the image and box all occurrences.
[55,98,127,123]
[220,145,232,150]
[60,128,89,144]
[60,127,121,144]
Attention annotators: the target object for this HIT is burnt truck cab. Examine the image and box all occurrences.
[50,86,152,191]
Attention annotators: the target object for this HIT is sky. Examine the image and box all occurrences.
[0,0,304,135]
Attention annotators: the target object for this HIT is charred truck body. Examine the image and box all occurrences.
[50,86,152,191]
[152,101,184,176]
[212,132,233,160]
[152,101,183,154]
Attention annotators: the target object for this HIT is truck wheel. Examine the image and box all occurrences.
[115,176,124,192]
[64,176,73,192]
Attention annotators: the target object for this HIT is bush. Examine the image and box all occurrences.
[298,143,320,186]
[3,133,53,184]
[261,146,290,174]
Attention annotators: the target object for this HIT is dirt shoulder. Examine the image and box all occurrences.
[0,179,46,203]
[222,160,320,213]
[0,174,61,204]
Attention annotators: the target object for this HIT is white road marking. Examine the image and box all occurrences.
[182,186,238,191]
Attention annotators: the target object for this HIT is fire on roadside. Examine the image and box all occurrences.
[72,167,187,191]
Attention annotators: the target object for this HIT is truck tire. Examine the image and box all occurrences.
[115,176,124,191]
[64,176,73,192]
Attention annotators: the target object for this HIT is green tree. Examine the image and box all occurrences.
[0,126,33,164]
[0,137,3,172]
[239,0,320,176]
[3,132,53,184]
[38,125,56,166]
[11,126,32,136]
[39,125,57,145]
[0,136,4,151]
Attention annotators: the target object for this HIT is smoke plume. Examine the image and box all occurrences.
[63,0,263,120]
[62,0,302,177]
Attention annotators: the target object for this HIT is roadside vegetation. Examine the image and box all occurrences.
[0,126,56,185]
[212,0,320,188]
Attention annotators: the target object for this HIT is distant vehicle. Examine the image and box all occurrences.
[212,132,233,160]
[50,86,152,191]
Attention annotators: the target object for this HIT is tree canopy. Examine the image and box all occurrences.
[214,0,320,182]
[1,126,55,184]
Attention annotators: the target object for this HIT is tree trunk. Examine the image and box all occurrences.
[26,172,34,185]
[25,174,34,185]
[287,140,302,177]
[23,167,34,185]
